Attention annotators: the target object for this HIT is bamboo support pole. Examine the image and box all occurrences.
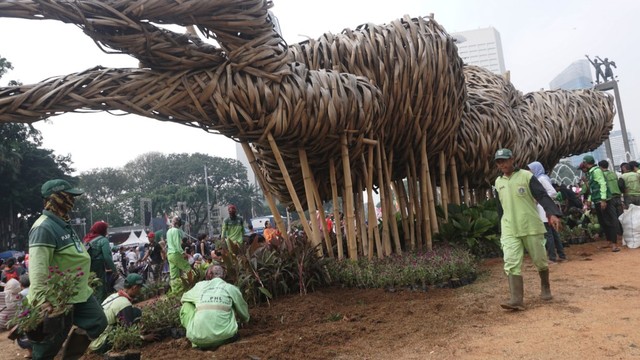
[405,165,416,251]
[355,181,368,257]
[312,178,333,258]
[382,149,401,253]
[298,148,323,254]
[363,150,380,259]
[375,142,391,255]
[241,142,288,240]
[419,136,431,251]
[408,150,423,250]
[464,176,471,205]
[427,162,438,236]
[449,157,461,205]
[329,158,344,259]
[392,180,410,249]
[340,134,358,260]
[439,152,449,220]
[267,134,314,242]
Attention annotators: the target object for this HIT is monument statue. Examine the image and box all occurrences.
[585,55,605,84]
[596,56,617,82]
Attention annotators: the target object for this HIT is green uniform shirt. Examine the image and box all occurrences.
[221,216,244,244]
[166,227,184,255]
[588,166,611,202]
[180,278,250,348]
[621,172,640,196]
[88,235,117,273]
[494,169,546,237]
[27,210,92,305]
[602,170,622,196]
[89,293,133,351]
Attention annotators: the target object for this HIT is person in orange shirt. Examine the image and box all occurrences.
[262,220,280,245]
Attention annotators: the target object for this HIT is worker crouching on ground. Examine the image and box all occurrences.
[179,265,250,349]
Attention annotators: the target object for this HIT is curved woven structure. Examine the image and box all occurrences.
[458,65,614,186]
[0,0,615,259]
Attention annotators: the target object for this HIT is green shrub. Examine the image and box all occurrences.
[434,200,502,258]
[326,247,477,289]
[108,324,142,353]
[218,233,331,306]
[139,294,182,331]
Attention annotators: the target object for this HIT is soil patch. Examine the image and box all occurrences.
[2,239,640,359]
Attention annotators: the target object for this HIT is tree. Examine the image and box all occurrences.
[0,56,76,249]
[78,152,252,236]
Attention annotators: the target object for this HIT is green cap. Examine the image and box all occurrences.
[124,273,144,287]
[583,155,596,164]
[41,179,83,198]
[494,148,513,160]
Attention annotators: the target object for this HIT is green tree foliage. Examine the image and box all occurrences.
[0,56,75,250]
[77,152,254,235]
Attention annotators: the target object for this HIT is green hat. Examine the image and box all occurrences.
[583,155,596,164]
[124,273,144,287]
[494,148,513,160]
[41,179,83,198]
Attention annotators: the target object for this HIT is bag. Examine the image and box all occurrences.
[619,204,640,248]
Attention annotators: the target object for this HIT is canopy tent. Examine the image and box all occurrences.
[138,229,149,243]
[119,230,148,247]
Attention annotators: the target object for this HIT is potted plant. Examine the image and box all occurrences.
[8,266,81,341]
[105,324,142,360]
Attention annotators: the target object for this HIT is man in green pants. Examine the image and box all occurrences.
[166,216,192,295]
[493,149,562,311]
[28,179,108,359]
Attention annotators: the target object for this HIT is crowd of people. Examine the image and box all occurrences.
[494,149,640,311]
[0,179,249,359]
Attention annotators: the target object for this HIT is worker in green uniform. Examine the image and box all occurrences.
[180,265,249,349]
[584,156,620,252]
[221,205,245,253]
[88,274,157,353]
[28,179,108,359]
[493,149,562,311]
[166,216,192,294]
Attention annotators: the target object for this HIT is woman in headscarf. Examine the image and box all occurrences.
[84,221,118,302]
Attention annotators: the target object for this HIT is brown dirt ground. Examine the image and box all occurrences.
[2,239,640,360]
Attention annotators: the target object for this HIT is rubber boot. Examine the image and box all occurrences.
[500,275,525,310]
[539,269,553,301]
[61,327,91,360]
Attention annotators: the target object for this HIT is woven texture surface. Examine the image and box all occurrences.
[0,0,614,206]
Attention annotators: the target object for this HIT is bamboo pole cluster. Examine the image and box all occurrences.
[0,0,615,259]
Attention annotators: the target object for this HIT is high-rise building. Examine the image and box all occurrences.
[452,27,506,74]
[550,59,592,90]
[609,129,638,167]
[550,60,636,169]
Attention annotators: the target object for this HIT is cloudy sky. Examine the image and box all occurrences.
[0,0,637,173]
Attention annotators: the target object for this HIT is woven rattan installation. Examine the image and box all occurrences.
[0,0,614,258]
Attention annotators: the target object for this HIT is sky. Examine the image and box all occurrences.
[1,0,638,174]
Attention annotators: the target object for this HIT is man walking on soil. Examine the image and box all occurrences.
[494,149,562,310]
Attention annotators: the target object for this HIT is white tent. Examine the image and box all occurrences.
[120,230,148,247]
[138,229,149,243]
